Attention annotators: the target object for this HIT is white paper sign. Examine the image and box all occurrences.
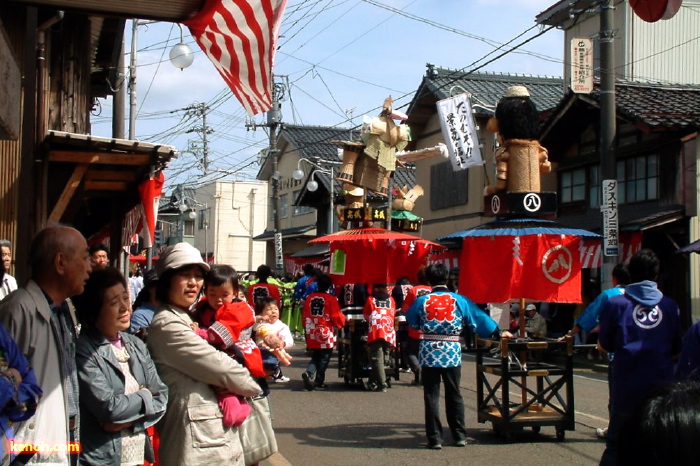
[571,38,594,94]
[436,93,483,171]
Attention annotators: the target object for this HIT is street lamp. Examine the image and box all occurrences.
[294,158,339,234]
[169,24,195,70]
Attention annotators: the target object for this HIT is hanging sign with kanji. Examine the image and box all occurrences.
[601,179,619,256]
[436,93,483,171]
[571,38,594,94]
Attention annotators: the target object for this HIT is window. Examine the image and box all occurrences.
[588,166,600,209]
[280,194,288,218]
[430,161,468,210]
[617,154,659,203]
[559,168,586,203]
[198,208,209,230]
[184,220,195,236]
[293,190,313,215]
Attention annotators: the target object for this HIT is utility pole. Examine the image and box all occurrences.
[246,78,286,277]
[268,83,283,277]
[184,102,212,175]
[129,20,138,140]
[599,0,618,290]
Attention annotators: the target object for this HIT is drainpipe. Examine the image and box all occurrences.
[249,188,257,271]
[36,10,64,145]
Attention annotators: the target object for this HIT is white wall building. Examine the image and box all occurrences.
[191,180,269,273]
[537,0,700,85]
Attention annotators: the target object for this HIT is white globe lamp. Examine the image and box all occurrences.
[292,169,305,181]
[170,42,194,70]
[307,179,319,192]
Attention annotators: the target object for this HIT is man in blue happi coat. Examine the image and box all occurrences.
[407,263,509,450]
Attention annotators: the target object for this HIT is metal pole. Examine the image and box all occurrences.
[329,167,334,234]
[129,20,137,140]
[113,39,126,139]
[269,92,283,277]
[204,203,208,262]
[202,103,209,174]
[600,0,618,290]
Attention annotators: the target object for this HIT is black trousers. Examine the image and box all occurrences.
[422,365,467,445]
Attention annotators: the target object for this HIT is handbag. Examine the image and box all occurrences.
[238,395,278,465]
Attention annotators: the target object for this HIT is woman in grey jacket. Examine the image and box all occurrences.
[74,267,168,466]
[147,243,261,466]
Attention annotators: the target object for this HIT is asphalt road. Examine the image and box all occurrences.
[261,345,609,466]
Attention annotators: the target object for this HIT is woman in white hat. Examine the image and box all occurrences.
[146,243,261,465]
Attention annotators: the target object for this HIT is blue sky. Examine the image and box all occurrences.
[91,0,564,192]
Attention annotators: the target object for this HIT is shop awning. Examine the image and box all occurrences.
[44,130,177,245]
[253,225,316,241]
[291,243,329,258]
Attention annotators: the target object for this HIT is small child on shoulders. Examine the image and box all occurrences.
[253,297,293,382]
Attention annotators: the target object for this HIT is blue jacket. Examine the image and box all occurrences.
[406,287,497,367]
[576,286,625,332]
[675,318,700,381]
[0,322,42,463]
[76,330,168,465]
[599,280,682,415]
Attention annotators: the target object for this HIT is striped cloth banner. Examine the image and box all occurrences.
[185,0,288,115]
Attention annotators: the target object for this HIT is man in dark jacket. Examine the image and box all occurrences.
[598,249,682,466]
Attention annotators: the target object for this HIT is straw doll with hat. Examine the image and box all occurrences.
[484,85,551,195]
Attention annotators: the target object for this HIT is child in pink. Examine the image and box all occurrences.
[193,265,265,427]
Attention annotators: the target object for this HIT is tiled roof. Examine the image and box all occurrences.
[279,124,358,165]
[411,66,565,116]
[541,81,700,147]
[608,81,700,130]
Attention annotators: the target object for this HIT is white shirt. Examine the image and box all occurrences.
[0,274,17,300]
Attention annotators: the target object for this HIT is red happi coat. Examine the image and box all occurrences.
[363,295,397,346]
[303,292,346,349]
[247,282,282,308]
[403,285,431,339]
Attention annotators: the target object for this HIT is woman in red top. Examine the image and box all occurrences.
[301,275,345,391]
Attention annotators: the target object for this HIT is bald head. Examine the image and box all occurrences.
[30,225,92,302]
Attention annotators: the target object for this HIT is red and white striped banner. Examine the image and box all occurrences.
[427,249,460,270]
[185,0,288,115]
[580,232,642,269]
[427,231,642,271]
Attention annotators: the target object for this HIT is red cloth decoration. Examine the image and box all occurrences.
[137,171,164,248]
[459,234,582,304]
[328,239,435,285]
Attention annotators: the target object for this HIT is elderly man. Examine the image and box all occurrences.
[0,224,92,465]
[524,304,547,338]
[88,243,109,271]
[0,240,18,299]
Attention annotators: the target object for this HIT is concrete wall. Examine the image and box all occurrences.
[194,180,268,272]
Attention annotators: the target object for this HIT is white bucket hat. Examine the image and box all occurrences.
[156,242,210,276]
